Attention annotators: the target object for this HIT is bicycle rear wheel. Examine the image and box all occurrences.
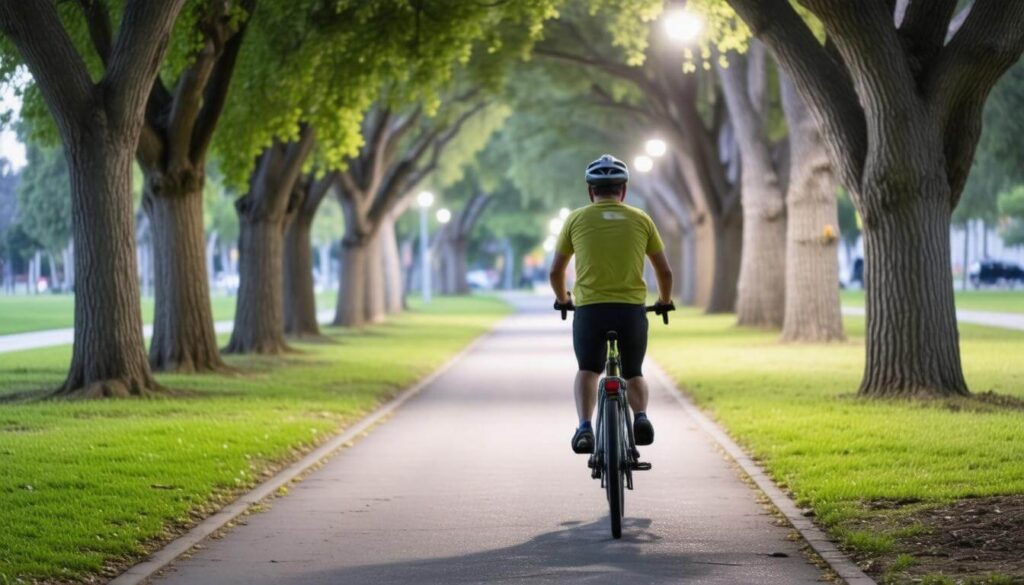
[604,398,624,539]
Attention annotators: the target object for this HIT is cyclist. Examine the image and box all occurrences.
[550,154,674,454]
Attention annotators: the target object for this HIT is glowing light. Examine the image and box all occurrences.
[663,8,703,44]
[645,138,667,158]
[543,236,556,252]
[634,155,654,173]
[416,191,434,208]
[549,217,564,235]
[436,208,451,224]
[559,207,571,220]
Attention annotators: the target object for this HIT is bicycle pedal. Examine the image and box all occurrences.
[631,461,652,471]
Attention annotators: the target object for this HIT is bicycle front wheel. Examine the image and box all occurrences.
[604,398,624,539]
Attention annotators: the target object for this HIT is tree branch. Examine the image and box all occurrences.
[102,0,188,132]
[726,0,866,192]
[77,0,113,66]
[898,0,958,75]
[925,0,1024,205]
[0,0,94,137]
[191,0,256,163]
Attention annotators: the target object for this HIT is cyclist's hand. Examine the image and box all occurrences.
[653,299,675,324]
[554,294,574,320]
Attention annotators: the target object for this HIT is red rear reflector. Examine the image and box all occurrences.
[605,379,620,393]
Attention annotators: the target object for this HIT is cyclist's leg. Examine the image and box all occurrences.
[572,304,606,423]
[617,305,654,445]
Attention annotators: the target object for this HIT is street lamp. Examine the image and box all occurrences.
[663,8,703,44]
[645,138,667,158]
[634,154,654,173]
[417,191,434,303]
[436,208,451,224]
[549,217,564,235]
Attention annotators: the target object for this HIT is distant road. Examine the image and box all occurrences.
[841,306,1024,331]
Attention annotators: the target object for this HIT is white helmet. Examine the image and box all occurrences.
[585,154,629,186]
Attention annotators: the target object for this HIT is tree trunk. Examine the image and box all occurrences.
[380,216,404,314]
[679,219,698,306]
[283,215,321,338]
[58,141,157,397]
[63,240,74,292]
[780,75,844,342]
[706,213,742,313]
[145,186,224,371]
[861,189,966,396]
[335,238,368,327]
[226,217,289,353]
[363,234,386,323]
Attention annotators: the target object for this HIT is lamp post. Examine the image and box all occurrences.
[634,154,654,173]
[417,190,434,303]
[662,8,704,44]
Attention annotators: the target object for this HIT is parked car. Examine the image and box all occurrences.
[968,260,1024,288]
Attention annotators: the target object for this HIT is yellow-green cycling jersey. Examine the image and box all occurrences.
[555,200,664,307]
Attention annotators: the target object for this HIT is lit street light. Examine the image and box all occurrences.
[559,207,571,220]
[663,8,703,44]
[549,217,564,235]
[436,208,451,224]
[543,236,556,252]
[645,138,667,158]
[417,191,434,303]
[634,154,654,173]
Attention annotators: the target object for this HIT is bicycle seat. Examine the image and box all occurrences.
[606,331,618,341]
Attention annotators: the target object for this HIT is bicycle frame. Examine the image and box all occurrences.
[590,335,640,490]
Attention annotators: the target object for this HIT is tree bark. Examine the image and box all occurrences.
[226,130,314,354]
[335,237,368,327]
[719,51,787,328]
[706,212,742,313]
[379,215,404,314]
[363,234,386,323]
[59,140,157,397]
[862,188,965,395]
[145,184,224,371]
[780,75,844,342]
[227,216,288,353]
[283,214,321,338]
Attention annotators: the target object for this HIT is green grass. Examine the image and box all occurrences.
[841,289,1024,314]
[649,312,1024,558]
[0,295,510,584]
[0,292,336,335]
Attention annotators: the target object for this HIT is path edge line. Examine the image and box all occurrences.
[108,321,501,585]
[648,361,877,585]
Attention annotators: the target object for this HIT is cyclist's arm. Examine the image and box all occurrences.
[549,252,572,304]
[648,250,673,305]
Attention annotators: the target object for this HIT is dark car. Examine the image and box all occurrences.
[968,260,1024,288]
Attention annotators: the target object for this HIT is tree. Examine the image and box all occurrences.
[535,9,743,313]
[283,172,335,338]
[1,0,186,397]
[723,0,1024,396]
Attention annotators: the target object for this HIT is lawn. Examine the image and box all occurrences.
[0,296,510,584]
[0,292,336,336]
[841,289,1024,314]
[650,313,1024,583]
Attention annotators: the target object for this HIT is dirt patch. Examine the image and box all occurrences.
[854,495,1024,584]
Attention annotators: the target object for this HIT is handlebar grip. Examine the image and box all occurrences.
[662,311,669,325]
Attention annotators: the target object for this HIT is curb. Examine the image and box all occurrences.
[108,325,498,585]
[648,362,877,585]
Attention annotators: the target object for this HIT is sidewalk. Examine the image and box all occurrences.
[0,310,335,354]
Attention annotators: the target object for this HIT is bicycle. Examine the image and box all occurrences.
[555,296,674,538]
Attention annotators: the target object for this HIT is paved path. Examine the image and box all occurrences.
[149,296,824,585]
[0,310,334,354]
[841,306,1024,331]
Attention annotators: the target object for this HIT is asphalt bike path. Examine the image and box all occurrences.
[146,295,824,584]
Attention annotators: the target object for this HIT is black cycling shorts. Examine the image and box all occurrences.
[572,303,648,379]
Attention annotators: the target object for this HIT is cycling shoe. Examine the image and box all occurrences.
[633,414,654,446]
[571,426,595,454]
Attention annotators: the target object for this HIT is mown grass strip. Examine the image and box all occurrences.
[649,312,1024,558]
[0,295,510,584]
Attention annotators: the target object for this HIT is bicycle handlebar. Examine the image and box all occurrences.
[554,294,675,324]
